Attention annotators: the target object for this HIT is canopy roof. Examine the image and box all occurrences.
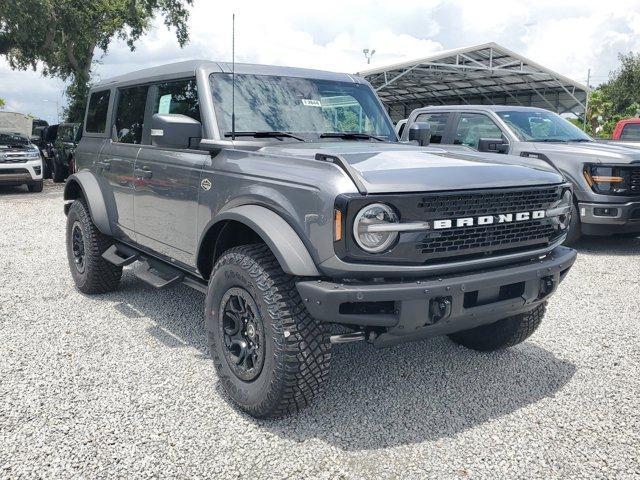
[359,42,590,122]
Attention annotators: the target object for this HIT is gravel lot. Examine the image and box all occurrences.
[1,181,639,479]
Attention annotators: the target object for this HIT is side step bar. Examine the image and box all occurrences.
[102,243,208,293]
[102,244,139,267]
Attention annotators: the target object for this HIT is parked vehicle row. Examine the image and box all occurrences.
[63,61,576,418]
[399,106,640,242]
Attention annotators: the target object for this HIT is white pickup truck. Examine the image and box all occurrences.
[0,112,44,192]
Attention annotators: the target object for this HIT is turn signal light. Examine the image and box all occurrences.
[333,209,343,241]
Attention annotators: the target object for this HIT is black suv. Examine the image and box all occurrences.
[63,61,576,417]
[52,122,81,182]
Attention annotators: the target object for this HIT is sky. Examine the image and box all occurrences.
[2,0,640,123]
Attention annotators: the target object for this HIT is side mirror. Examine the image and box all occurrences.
[150,113,202,149]
[408,121,431,146]
[477,138,509,154]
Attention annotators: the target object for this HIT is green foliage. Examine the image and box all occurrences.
[0,0,192,121]
[0,97,5,109]
[586,52,640,138]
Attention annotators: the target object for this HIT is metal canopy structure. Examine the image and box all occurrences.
[358,42,590,122]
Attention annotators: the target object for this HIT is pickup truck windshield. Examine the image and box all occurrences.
[496,110,592,143]
[210,73,396,141]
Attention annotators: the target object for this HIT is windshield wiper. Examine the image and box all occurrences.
[224,131,306,142]
[568,138,592,142]
[320,132,386,142]
[532,139,568,143]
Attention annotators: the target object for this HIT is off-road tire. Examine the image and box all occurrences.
[28,181,43,193]
[42,157,52,179]
[206,244,331,418]
[564,200,581,245]
[66,200,122,294]
[448,302,546,351]
[52,155,67,183]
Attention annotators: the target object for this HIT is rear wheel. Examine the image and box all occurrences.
[65,200,122,294]
[52,155,67,183]
[42,157,52,179]
[448,303,546,351]
[28,181,43,193]
[205,244,331,418]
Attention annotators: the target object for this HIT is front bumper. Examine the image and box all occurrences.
[297,246,577,347]
[578,201,640,234]
[0,159,43,185]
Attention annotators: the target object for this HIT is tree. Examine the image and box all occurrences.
[0,0,193,121]
[0,97,5,109]
[601,52,640,114]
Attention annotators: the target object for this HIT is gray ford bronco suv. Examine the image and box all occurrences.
[402,105,640,242]
[63,61,577,417]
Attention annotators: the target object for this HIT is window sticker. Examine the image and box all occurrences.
[301,99,322,107]
[158,94,172,114]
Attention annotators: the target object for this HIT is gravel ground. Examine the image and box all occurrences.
[1,181,639,479]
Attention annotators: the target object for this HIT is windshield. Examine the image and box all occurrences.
[496,110,592,142]
[210,73,396,141]
[0,132,29,145]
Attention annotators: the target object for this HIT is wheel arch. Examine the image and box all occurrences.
[197,205,320,279]
[63,171,112,236]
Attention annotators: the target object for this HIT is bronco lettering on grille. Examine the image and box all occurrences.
[432,210,546,230]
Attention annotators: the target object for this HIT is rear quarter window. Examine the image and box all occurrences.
[85,90,111,134]
[621,123,640,141]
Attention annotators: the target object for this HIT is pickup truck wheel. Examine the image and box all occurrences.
[42,158,52,179]
[206,244,331,418]
[448,302,546,351]
[564,200,581,245]
[65,200,122,294]
[28,181,43,193]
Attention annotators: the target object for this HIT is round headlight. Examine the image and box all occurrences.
[353,203,399,253]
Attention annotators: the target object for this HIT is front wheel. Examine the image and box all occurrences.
[52,155,67,183]
[564,200,581,245]
[66,200,122,294]
[28,181,43,193]
[448,303,546,351]
[205,244,331,418]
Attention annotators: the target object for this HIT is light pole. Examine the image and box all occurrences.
[42,99,60,123]
[363,48,376,65]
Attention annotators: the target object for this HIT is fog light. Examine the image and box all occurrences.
[33,166,41,175]
[593,207,618,217]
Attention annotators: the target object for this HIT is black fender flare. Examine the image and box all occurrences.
[202,205,320,277]
[63,171,112,236]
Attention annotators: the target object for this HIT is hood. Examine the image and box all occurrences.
[532,141,640,164]
[259,142,564,194]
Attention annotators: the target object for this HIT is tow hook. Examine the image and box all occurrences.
[539,276,556,298]
[429,296,452,323]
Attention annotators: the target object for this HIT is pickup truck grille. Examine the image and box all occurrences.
[416,187,562,260]
[631,168,640,193]
[0,152,30,163]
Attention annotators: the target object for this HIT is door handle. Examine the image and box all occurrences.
[97,160,111,171]
[134,167,153,179]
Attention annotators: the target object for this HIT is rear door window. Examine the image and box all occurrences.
[114,86,149,144]
[453,113,503,149]
[621,123,640,141]
[414,113,449,143]
[85,90,111,134]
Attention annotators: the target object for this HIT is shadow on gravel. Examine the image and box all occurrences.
[103,272,576,450]
[572,235,639,256]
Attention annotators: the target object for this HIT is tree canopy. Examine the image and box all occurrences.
[586,52,640,137]
[0,0,193,121]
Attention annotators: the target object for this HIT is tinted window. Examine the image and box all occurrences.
[621,123,640,141]
[415,113,449,143]
[114,86,148,144]
[153,79,200,121]
[85,90,111,133]
[453,113,503,148]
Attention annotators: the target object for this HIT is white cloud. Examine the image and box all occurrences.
[2,0,640,123]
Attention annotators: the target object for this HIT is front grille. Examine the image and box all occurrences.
[0,168,29,175]
[631,168,640,193]
[416,187,563,261]
[0,153,30,163]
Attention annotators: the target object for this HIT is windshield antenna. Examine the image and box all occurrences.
[231,13,236,141]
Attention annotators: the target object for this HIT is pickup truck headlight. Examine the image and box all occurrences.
[584,165,632,195]
[353,203,399,253]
